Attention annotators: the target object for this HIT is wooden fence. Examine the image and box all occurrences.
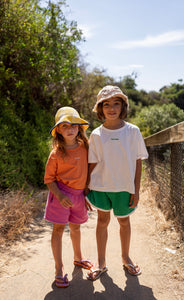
[144,121,184,228]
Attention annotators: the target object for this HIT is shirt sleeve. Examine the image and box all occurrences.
[44,150,58,184]
[88,133,99,163]
[136,129,149,160]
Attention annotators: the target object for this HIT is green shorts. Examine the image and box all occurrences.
[86,190,136,217]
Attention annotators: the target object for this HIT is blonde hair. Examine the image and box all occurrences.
[52,125,88,157]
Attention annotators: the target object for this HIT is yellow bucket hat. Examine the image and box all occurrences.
[93,85,129,112]
[50,107,89,136]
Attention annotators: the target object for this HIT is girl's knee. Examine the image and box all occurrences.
[69,223,80,233]
[52,223,65,236]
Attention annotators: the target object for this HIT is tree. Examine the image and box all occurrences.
[0,0,83,189]
[131,103,184,137]
[121,74,137,90]
[0,0,83,114]
[160,82,184,110]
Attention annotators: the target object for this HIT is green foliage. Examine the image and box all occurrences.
[160,82,184,110]
[128,99,142,118]
[0,101,52,189]
[0,0,83,190]
[131,103,184,137]
[121,74,137,90]
[160,79,184,110]
[0,0,83,111]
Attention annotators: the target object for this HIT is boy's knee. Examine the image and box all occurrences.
[118,217,130,227]
[97,212,110,227]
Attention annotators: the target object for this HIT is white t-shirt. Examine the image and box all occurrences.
[88,122,148,194]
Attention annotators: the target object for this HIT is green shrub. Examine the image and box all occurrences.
[131,103,184,137]
[0,104,52,189]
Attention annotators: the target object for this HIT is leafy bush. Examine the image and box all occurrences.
[0,0,83,190]
[0,103,52,189]
[131,103,184,137]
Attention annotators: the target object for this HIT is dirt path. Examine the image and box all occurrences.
[0,188,183,300]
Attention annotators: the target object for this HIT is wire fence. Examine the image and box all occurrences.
[145,142,184,231]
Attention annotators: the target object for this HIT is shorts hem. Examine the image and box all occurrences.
[44,216,67,225]
[44,215,88,225]
[85,196,111,212]
[69,217,88,225]
[114,206,137,218]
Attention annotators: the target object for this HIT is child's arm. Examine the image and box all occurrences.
[84,163,97,195]
[84,163,97,211]
[47,182,73,208]
[129,159,142,208]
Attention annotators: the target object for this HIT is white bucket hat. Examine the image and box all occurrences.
[93,85,129,112]
[50,106,89,136]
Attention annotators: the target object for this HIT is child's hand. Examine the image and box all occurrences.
[84,187,90,196]
[47,182,73,209]
[129,193,139,208]
[59,195,73,208]
[85,199,93,211]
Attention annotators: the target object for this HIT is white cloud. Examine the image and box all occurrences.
[107,64,144,78]
[110,64,144,72]
[112,30,184,49]
[129,64,144,68]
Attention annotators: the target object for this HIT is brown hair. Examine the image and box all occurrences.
[52,125,88,158]
[96,97,128,121]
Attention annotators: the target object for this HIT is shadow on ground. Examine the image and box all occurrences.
[44,266,157,300]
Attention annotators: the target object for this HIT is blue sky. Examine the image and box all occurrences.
[63,0,184,92]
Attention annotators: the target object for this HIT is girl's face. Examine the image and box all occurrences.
[102,98,122,121]
[56,122,79,143]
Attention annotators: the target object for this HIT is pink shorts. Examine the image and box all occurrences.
[44,181,88,225]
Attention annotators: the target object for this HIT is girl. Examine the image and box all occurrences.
[86,85,148,281]
[44,106,93,288]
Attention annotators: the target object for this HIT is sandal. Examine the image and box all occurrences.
[86,266,108,281]
[74,259,93,270]
[55,274,69,287]
[123,263,141,276]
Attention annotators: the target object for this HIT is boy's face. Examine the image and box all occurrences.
[102,97,122,120]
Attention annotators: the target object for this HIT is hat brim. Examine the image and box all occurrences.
[50,116,89,136]
[93,93,129,112]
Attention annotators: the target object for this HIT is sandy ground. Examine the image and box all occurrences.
[0,187,184,300]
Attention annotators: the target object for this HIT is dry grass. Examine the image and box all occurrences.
[145,177,184,239]
[0,189,46,248]
[141,178,184,280]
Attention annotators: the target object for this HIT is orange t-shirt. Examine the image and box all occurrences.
[44,144,88,190]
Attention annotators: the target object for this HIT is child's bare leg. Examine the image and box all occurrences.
[118,217,131,264]
[118,217,140,274]
[70,223,93,269]
[88,210,110,280]
[51,223,65,276]
[96,210,110,269]
[69,222,82,261]
[87,210,110,280]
